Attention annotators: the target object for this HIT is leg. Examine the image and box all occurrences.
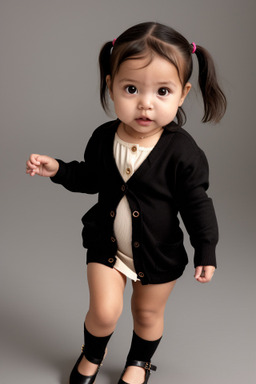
[131,279,176,340]
[85,262,126,335]
[122,280,176,383]
[78,262,126,375]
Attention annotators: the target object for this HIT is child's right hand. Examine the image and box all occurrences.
[26,154,59,178]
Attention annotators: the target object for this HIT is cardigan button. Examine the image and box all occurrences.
[108,258,114,263]
[132,210,140,218]
[110,211,115,218]
[133,241,140,248]
[121,184,126,192]
[110,236,116,243]
[138,272,144,278]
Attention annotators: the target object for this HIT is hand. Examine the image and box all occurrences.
[26,154,59,178]
[194,265,215,283]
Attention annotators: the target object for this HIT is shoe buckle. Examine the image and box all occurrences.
[145,362,151,371]
[81,344,85,353]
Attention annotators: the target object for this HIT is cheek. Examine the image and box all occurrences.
[114,95,130,110]
[161,101,177,114]
[113,99,130,119]
[157,102,180,123]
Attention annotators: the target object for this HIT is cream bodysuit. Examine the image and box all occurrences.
[113,133,153,281]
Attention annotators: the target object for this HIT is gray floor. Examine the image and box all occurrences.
[1,236,255,384]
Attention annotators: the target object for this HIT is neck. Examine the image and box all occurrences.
[122,124,163,140]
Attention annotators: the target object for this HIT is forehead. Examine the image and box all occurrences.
[115,55,182,85]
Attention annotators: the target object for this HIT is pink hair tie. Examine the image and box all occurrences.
[110,39,116,55]
[191,42,197,54]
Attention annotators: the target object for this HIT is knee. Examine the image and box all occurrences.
[132,307,160,328]
[89,302,123,329]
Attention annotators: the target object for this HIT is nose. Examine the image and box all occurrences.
[138,94,153,110]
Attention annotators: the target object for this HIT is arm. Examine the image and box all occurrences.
[173,137,218,283]
[26,154,99,194]
[26,131,101,194]
[49,131,101,193]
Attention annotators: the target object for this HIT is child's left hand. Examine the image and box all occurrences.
[194,266,215,283]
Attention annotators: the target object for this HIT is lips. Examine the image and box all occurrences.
[136,117,151,121]
[135,117,152,126]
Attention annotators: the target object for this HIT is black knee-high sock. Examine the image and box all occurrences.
[83,324,113,363]
[126,331,162,363]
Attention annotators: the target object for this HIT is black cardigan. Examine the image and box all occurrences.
[51,119,218,284]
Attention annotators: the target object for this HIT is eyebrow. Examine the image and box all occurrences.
[118,78,177,88]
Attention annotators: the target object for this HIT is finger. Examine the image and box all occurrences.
[26,155,43,176]
[34,155,53,168]
[195,274,207,283]
[26,167,37,176]
[29,154,41,166]
[194,266,203,280]
[27,160,37,170]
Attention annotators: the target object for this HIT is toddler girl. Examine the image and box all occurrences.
[26,22,226,384]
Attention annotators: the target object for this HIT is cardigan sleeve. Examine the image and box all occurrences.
[50,130,100,194]
[173,134,218,268]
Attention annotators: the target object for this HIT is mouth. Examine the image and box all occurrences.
[136,117,152,121]
[135,117,152,126]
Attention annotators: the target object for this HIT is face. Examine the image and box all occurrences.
[106,54,191,136]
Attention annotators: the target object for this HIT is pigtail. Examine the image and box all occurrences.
[194,45,227,123]
[99,41,113,112]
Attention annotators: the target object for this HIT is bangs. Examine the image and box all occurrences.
[147,37,187,85]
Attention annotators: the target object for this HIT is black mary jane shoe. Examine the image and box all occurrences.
[69,345,105,384]
[117,360,157,384]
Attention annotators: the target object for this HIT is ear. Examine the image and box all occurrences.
[179,82,192,107]
[106,75,114,101]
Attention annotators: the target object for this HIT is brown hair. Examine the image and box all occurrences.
[99,22,226,126]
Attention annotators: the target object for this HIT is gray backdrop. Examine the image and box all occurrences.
[1,0,255,383]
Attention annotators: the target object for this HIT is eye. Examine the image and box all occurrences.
[125,85,138,94]
[157,87,170,96]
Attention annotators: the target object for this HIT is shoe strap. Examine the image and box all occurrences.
[81,345,103,366]
[125,359,157,372]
